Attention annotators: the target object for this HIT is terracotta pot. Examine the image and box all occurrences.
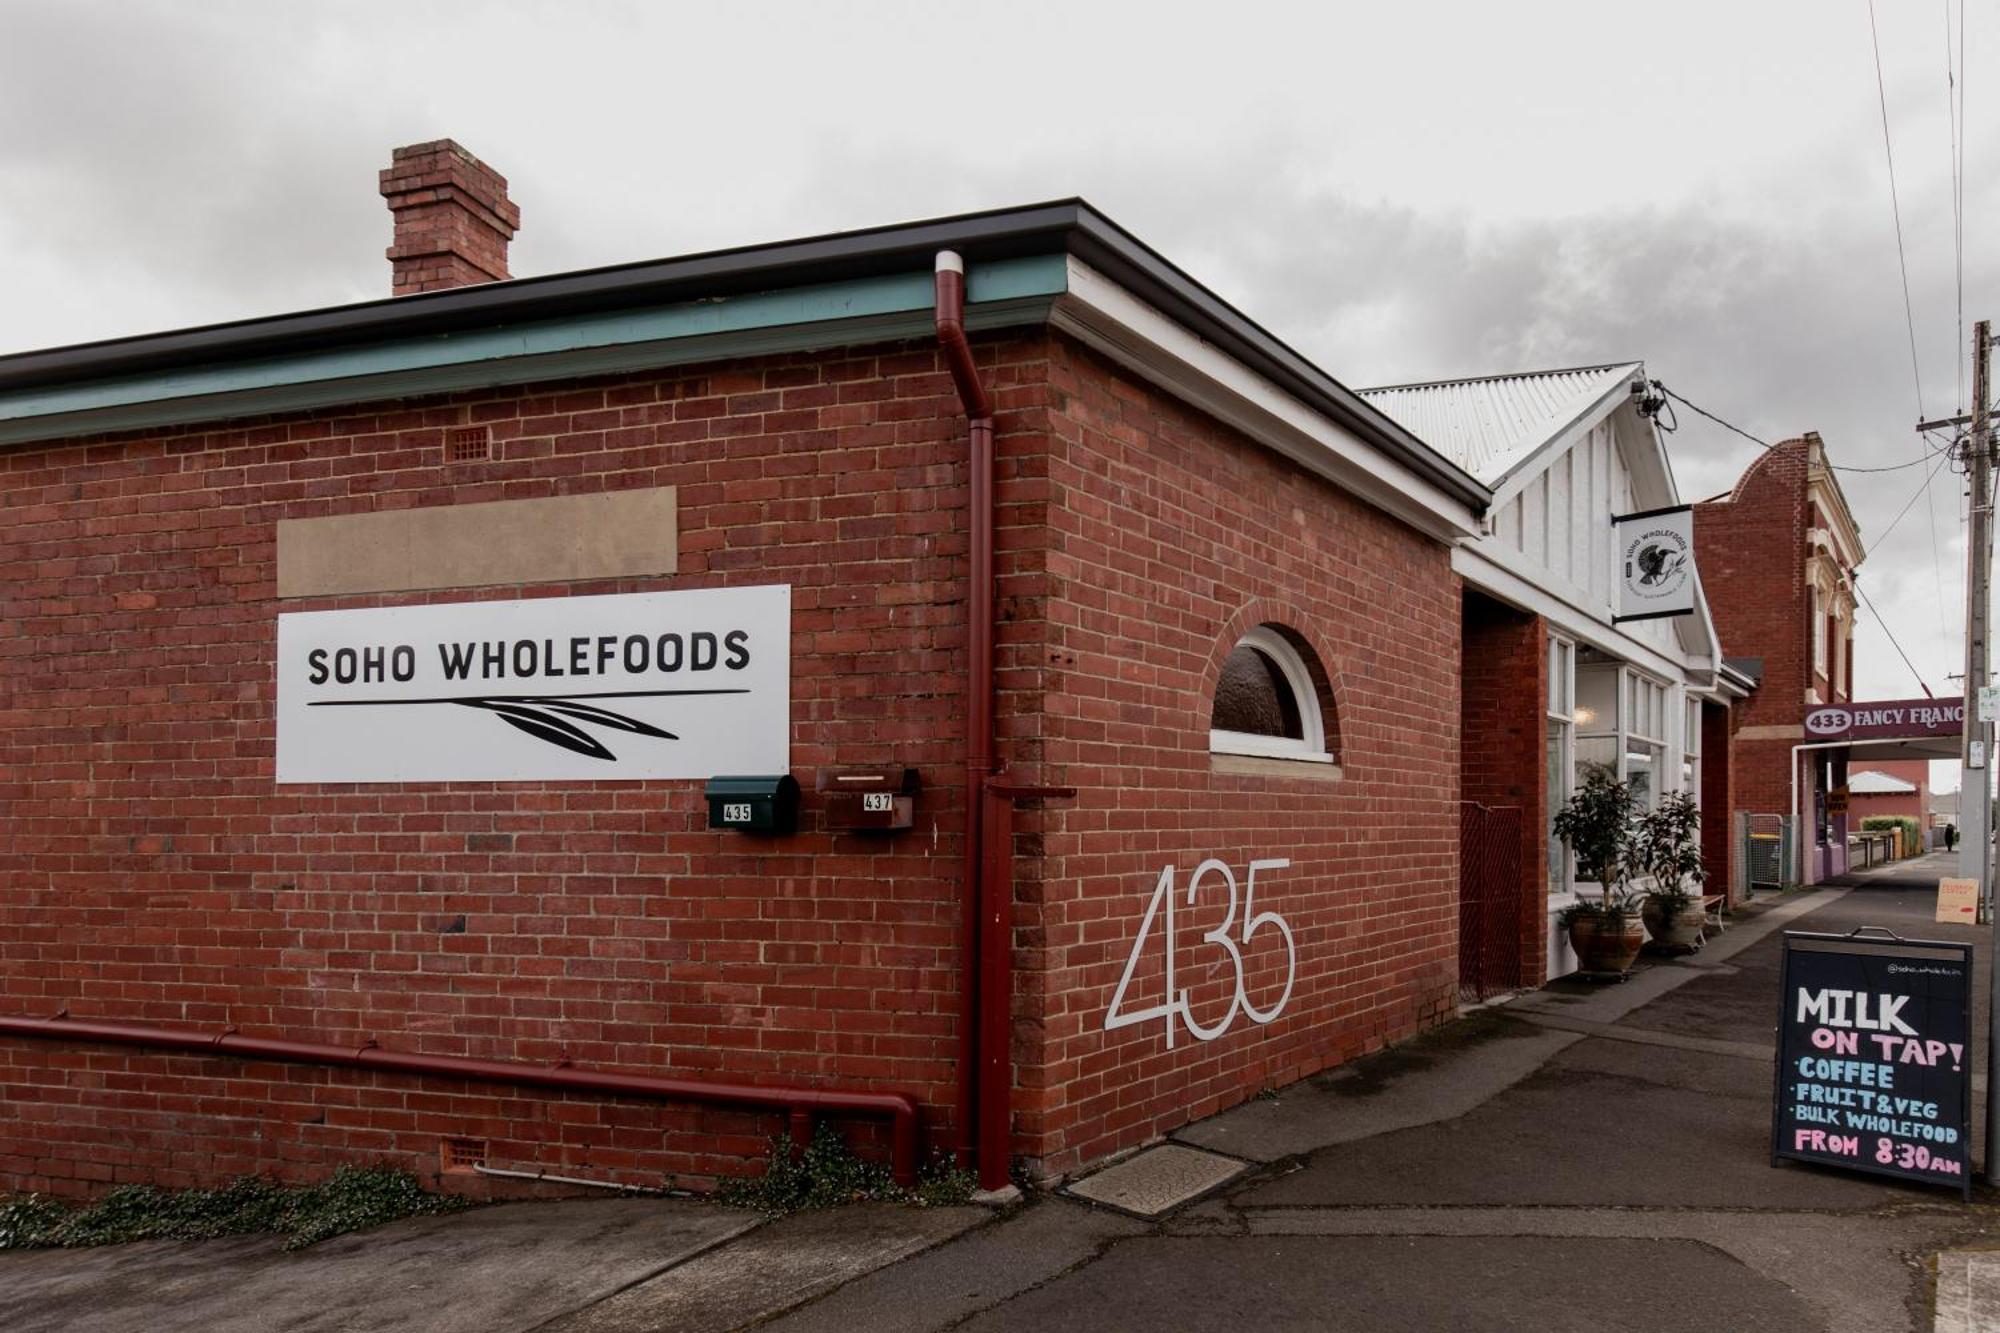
[1641,896,1706,954]
[1567,908,1645,977]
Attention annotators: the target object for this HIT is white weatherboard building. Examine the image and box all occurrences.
[1362,363,1753,980]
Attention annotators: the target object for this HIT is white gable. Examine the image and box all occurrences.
[1365,363,1721,678]
[1361,364,1641,487]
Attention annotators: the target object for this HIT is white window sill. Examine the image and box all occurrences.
[1209,730,1335,764]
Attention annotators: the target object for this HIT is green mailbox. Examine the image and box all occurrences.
[704,774,800,834]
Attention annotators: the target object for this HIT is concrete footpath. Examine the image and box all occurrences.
[5,859,1999,1331]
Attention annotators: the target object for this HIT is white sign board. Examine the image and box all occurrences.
[1613,505,1697,624]
[277,586,790,783]
[1980,686,2000,721]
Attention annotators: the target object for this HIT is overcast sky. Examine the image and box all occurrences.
[2,1,1992,769]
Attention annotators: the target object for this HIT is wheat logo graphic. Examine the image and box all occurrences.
[309,688,749,762]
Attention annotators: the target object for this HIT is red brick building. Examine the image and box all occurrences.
[0,145,1491,1196]
[1694,434,1864,885]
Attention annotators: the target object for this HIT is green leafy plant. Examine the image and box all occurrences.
[1551,768,1639,921]
[716,1124,976,1214]
[1634,790,1707,910]
[0,1165,467,1252]
[1860,815,1922,856]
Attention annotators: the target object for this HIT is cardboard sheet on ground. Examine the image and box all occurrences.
[1937,878,1979,925]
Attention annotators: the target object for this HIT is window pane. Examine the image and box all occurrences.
[1627,741,1660,810]
[1547,719,1570,891]
[1576,735,1618,788]
[1576,666,1617,733]
[1212,645,1302,738]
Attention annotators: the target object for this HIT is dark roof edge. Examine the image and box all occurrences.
[0,198,1486,509]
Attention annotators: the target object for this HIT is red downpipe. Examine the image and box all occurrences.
[0,1013,920,1186]
[935,251,999,1184]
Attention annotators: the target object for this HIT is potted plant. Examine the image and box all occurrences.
[1551,768,1645,978]
[1634,791,1707,954]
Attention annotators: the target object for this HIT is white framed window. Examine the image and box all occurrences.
[1209,625,1333,763]
[1812,586,1828,678]
[1546,636,1575,894]
[1682,696,1703,807]
[1625,672,1668,811]
[1832,609,1848,695]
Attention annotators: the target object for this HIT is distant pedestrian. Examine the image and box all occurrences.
[1945,823,1958,852]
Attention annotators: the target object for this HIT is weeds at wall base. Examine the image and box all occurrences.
[0,1165,469,1251]
[716,1125,977,1214]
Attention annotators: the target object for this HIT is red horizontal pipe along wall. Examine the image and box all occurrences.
[0,1014,919,1185]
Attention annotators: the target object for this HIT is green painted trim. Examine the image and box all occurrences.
[0,255,1067,443]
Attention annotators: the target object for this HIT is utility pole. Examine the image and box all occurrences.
[1962,318,1999,1186]
[1963,320,1993,901]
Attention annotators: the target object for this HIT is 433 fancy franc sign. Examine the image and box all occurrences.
[277,585,790,783]
[1613,504,1696,624]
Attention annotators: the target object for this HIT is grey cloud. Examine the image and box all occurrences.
[0,1,419,324]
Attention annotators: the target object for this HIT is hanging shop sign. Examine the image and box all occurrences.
[1771,930,1972,1199]
[277,585,790,783]
[1612,505,1696,623]
[1802,698,1964,742]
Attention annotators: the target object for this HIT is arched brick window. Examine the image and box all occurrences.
[1209,625,1335,764]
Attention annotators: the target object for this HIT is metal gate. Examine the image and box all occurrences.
[1460,800,1524,1002]
[1739,812,1795,895]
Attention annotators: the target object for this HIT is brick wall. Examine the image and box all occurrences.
[1459,592,1548,986]
[1014,338,1461,1177]
[1694,440,1810,730]
[0,334,1056,1196]
[0,325,1464,1197]
[1695,440,1816,877]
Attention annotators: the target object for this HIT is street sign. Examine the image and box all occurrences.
[1773,931,1972,1199]
[1981,685,2000,721]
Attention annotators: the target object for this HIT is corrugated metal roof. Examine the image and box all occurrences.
[1357,363,1642,486]
[1848,770,1919,795]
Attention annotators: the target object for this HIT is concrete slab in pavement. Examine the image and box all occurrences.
[536,1204,985,1333]
[0,1198,762,1333]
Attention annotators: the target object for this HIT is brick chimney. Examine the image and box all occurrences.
[379,140,520,295]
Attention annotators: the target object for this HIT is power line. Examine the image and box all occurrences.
[1853,448,1961,697]
[1865,2,1956,643]
[1856,577,1937,698]
[1870,0,1929,419]
[1649,382,1949,473]
[1875,446,1957,545]
[1949,0,1966,411]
